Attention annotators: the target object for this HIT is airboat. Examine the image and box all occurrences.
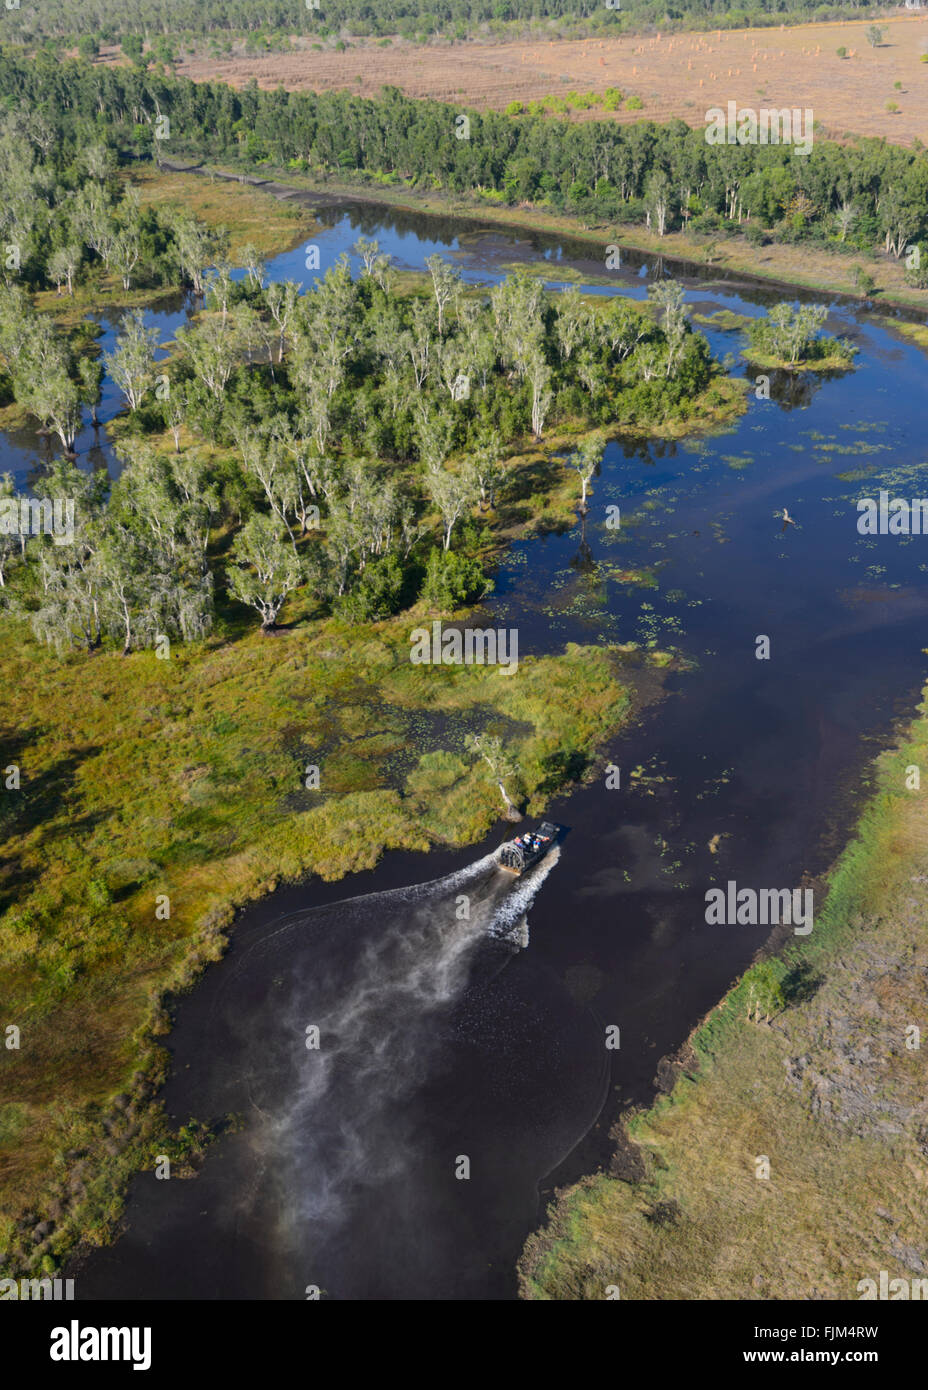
[496,822,561,876]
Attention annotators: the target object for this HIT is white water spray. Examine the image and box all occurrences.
[248,845,560,1257]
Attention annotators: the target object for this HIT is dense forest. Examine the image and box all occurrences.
[0,50,924,273]
[0,0,894,47]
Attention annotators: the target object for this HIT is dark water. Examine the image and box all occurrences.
[65,195,928,1300]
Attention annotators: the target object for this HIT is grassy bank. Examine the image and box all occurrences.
[129,166,315,261]
[520,693,928,1300]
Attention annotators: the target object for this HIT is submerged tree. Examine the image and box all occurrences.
[106,309,160,412]
[562,433,605,513]
[747,302,828,365]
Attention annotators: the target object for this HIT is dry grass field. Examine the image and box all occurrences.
[168,14,928,146]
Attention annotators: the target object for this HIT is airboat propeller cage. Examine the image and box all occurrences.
[498,841,527,872]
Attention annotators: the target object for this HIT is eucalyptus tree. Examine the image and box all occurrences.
[264,279,299,364]
[82,143,115,183]
[169,210,220,297]
[0,113,49,263]
[77,354,104,428]
[526,351,553,438]
[835,200,857,243]
[322,501,360,598]
[465,429,503,511]
[415,401,455,472]
[47,247,74,296]
[234,422,298,544]
[111,190,144,291]
[602,298,647,361]
[111,440,219,563]
[0,471,21,588]
[402,298,435,390]
[230,299,263,368]
[456,300,496,390]
[575,349,607,401]
[337,458,400,567]
[17,343,82,453]
[647,278,687,378]
[238,242,265,290]
[644,170,673,237]
[880,187,918,260]
[352,236,381,278]
[206,259,236,323]
[162,378,190,452]
[0,283,35,365]
[94,530,157,655]
[749,302,828,365]
[175,308,242,399]
[106,309,161,412]
[491,271,546,380]
[72,182,116,272]
[289,262,358,449]
[562,432,605,513]
[31,538,104,653]
[93,515,214,654]
[291,412,340,503]
[554,286,593,362]
[309,253,357,349]
[437,337,472,402]
[28,460,106,653]
[426,254,462,337]
[239,419,325,544]
[227,513,305,631]
[371,251,395,294]
[426,461,475,551]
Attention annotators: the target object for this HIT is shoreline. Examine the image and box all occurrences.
[519,690,928,1300]
[156,158,928,321]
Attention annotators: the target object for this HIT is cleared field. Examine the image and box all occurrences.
[171,15,928,146]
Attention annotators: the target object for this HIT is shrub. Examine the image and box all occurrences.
[87,878,113,910]
[419,548,489,613]
[854,265,877,296]
[334,554,405,623]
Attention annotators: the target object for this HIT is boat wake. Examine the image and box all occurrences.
[195,841,562,1286]
[70,837,607,1301]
